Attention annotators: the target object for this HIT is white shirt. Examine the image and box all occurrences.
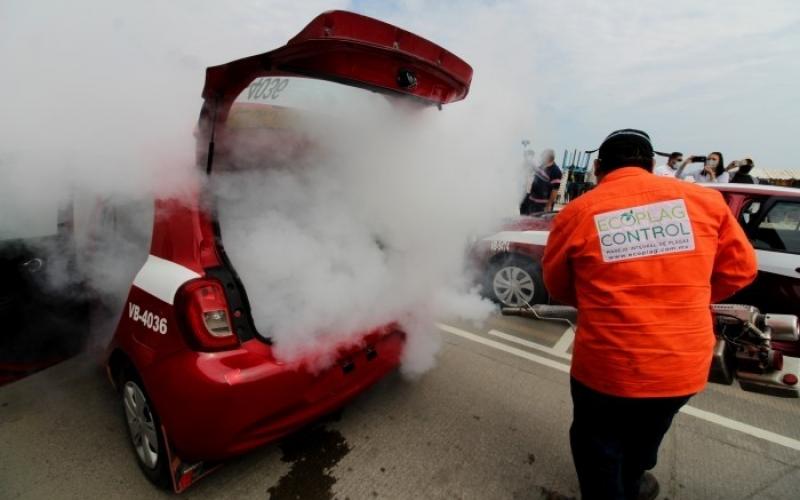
[696,170,730,184]
[653,164,676,177]
[676,163,705,180]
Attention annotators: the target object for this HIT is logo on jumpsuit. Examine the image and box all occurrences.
[594,199,695,263]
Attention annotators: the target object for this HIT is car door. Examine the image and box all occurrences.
[740,197,800,316]
[0,202,88,385]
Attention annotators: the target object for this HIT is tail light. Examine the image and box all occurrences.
[176,278,239,352]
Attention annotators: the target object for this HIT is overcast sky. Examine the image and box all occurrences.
[2,0,799,179]
[355,0,800,177]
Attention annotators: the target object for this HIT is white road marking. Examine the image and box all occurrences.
[439,323,800,453]
[552,327,575,353]
[488,329,572,361]
[438,324,569,373]
[679,406,800,452]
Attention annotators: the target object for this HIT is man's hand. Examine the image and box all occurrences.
[547,188,559,211]
[675,156,693,177]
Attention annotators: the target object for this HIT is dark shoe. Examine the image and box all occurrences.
[637,472,660,500]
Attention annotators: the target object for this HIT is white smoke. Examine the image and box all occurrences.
[1,1,533,374]
[0,0,350,340]
[211,83,520,373]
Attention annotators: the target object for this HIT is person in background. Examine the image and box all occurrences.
[653,152,683,177]
[676,152,726,183]
[525,149,562,213]
[519,150,538,215]
[543,129,757,500]
[730,158,758,184]
[567,164,587,202]
[699,152,728,183]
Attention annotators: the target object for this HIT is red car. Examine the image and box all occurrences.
[104,11,472,491]
[475,183,800,352]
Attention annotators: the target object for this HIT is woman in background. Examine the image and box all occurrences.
[698,152,728,183]
[676,152,728,183]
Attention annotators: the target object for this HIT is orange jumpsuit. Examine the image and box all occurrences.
[542,167,757,397]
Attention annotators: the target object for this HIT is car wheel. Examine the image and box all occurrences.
[120,369,171,489]
[486,255,546,307]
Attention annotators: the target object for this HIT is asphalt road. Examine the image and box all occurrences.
[2,312,800,499]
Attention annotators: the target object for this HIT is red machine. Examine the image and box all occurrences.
[104,11,472,491]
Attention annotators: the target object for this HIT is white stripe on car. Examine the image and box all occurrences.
[482,230,550,247]
[132,255,202,305]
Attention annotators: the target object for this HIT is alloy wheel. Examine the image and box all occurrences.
[123,381,159,470]
[493,266,536,306]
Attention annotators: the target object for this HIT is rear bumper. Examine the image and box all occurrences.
[142,330,404,461]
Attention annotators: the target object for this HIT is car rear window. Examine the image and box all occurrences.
[216,76,404,172]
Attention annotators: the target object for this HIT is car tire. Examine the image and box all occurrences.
[485,254,547,307]
[120,367,171,489]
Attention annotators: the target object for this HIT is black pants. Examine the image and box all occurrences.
[569,378,692,500]
[520,198,546,215]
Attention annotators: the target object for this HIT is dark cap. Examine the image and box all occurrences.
[586,129,654,157]
[587,129,655,173]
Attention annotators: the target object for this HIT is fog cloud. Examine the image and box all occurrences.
[1,1,533,373]
[212,77,519,373]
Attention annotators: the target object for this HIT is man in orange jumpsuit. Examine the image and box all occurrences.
[542,129,757,500]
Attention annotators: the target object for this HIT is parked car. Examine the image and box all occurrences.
[473,182,800,354]
[103,10,472,491]
[472,212,554,307]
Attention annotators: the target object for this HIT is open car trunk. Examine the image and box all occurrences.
[198,11,472,348]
